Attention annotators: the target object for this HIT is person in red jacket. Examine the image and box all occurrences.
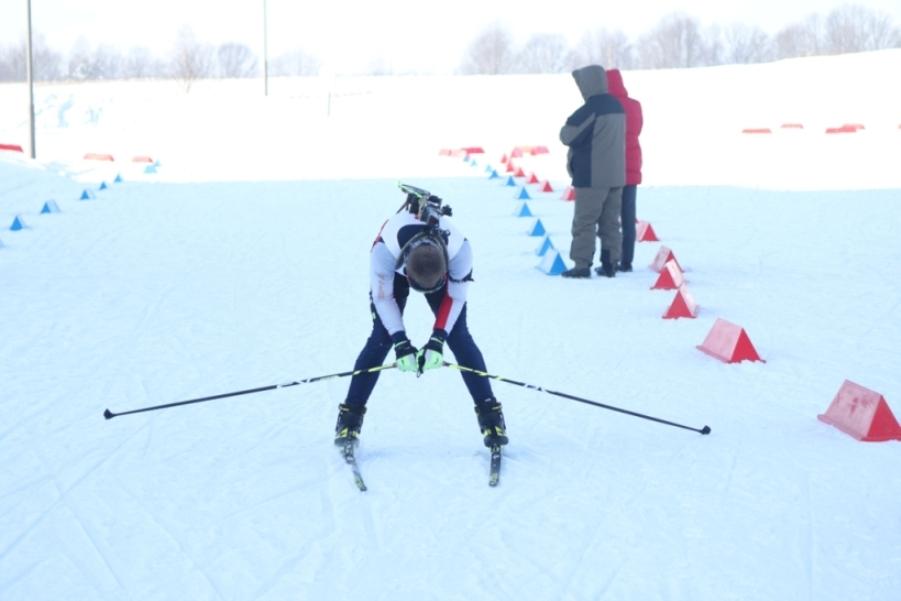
[604,69,643,272]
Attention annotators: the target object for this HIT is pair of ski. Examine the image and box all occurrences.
[339,443,503,491]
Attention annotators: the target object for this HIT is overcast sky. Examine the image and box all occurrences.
[2,0,900,73]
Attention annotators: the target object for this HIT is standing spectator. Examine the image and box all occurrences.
[559,64,626,278]
[605,68,643,272]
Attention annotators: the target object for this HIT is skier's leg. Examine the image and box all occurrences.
[337,276,409,443]
[425,294,507,446]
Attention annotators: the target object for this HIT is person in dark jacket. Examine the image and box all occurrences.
[606,68,643,272]
[559,64,626,278]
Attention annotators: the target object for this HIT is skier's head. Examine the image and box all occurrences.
[402,234,448,294]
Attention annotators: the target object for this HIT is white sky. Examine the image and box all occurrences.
[2,0,901,73]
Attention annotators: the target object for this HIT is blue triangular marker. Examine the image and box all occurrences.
[528,219,546,237]
[114,174,123,183]
[504,175,516,187]
[40,200,61,214]
[538,250,567,275]
[514,202,533,217]
[98,181,108,190]
[10,216,26,231]
[516,186,531,200]
[80,189,95,200]
[488,169,499,179]
[485,165,493,173]
[535,235,554,256]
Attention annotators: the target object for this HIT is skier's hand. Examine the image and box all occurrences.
[418,329,447,374]
[392,332,419,373]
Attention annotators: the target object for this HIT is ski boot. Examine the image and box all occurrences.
[475,399,509,447]
[334,403,366,447]
[561,266,591,278]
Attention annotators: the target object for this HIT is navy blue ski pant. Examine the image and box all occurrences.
[344,275,494,408]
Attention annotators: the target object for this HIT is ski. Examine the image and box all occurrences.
[489,445,502,487]
[340,442,367,492]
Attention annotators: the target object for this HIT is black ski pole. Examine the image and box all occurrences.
[445,362,710,435]
[103,363,397,420]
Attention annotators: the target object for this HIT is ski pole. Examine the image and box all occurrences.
[444,362,711,435]
[103,363,397,420]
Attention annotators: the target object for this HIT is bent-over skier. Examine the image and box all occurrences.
[334,186,508,451]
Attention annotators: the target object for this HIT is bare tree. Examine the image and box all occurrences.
[571,28,633,70]
[458,23,516,74]
[702,24,725,65]
[0,46,13,81]
[515,33,572,73]
[721,23,774,64]
[67,38,96,80]
[637,13,708,68]
[823,4,899,53]
[773,14,824,59]
[217,42,258,78]
[123,47,168,79]
[172,26,214,91]
[32,35,64,80]
[0,36,62,81]
[269,50,320,76]
[95,45,124,79]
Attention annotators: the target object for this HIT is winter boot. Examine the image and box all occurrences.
[617,262,633,272]
[561,266,591,278]
[475,399,508,447]
[594,250,616,278]
[334,403,366,446]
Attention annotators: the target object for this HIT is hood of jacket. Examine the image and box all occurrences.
[606,68,628,98]
[572,65,607,101]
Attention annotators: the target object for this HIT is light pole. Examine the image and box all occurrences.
[26,0,36,158]
[262,0,269,96]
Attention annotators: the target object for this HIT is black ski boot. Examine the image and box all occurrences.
[594,250,616,278]
[561,266,591,278]
[334,403,366,446]
[475,399,509,447]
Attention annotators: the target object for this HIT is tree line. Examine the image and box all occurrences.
[1,5,898,84]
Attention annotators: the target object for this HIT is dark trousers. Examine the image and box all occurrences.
[345,275,494,408]
[620,184,638,266]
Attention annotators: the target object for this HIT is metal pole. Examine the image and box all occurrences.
[262,0,269,96]
[26,0,36,159]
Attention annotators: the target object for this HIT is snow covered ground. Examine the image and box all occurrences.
[1,50,900,601]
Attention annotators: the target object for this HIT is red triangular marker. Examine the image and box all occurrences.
[818,380,901,441]
[662,285,698,319]
[636,220,659,242]
[650,245,682,272]
[696,318,764,363]
[651,260,684,290]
